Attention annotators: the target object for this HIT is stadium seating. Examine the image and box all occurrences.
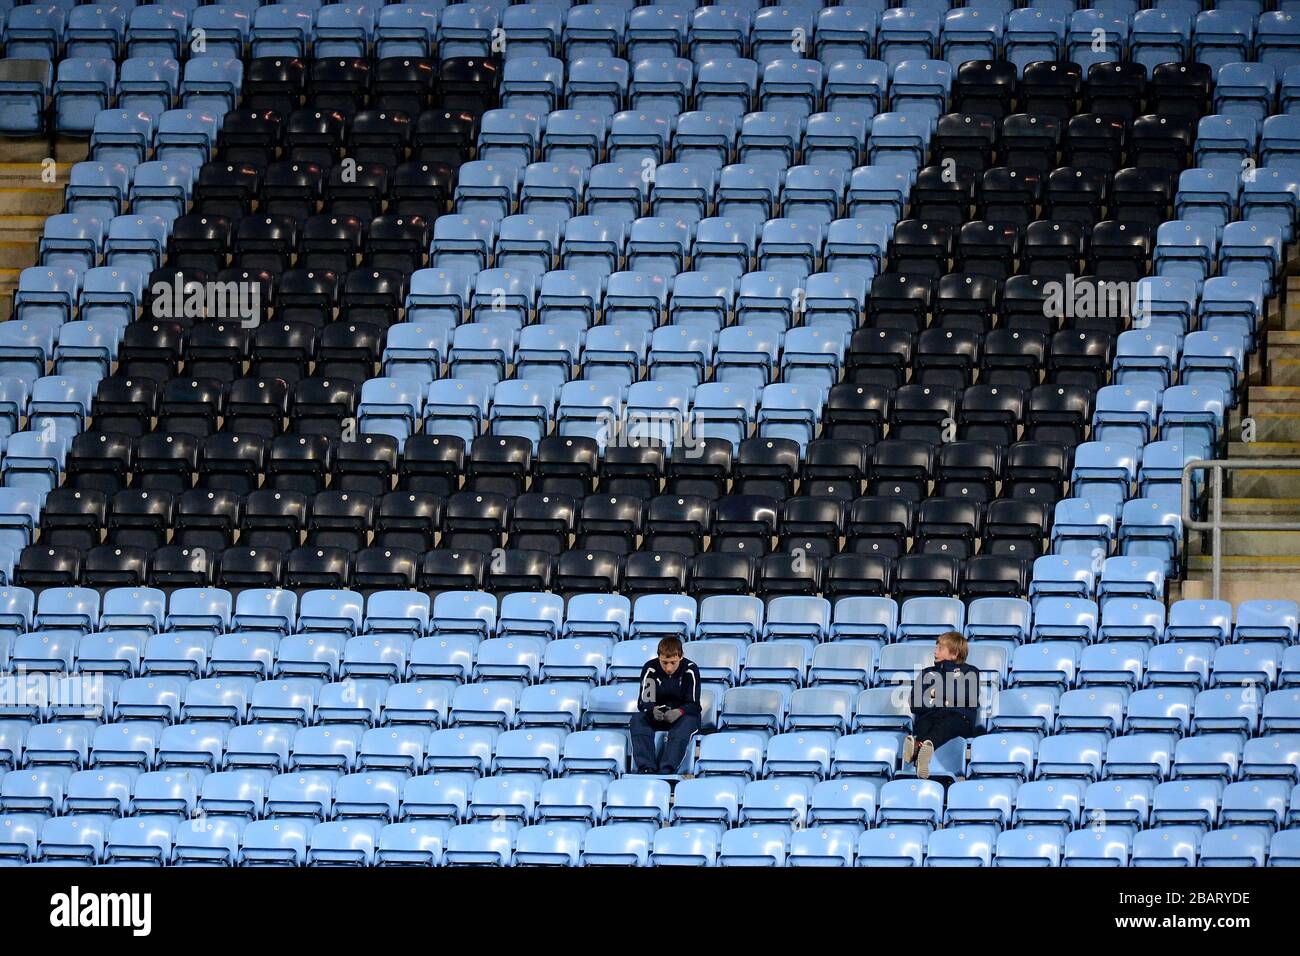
[0,0,1297,869]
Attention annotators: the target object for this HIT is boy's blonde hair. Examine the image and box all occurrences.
[938,630,968,663]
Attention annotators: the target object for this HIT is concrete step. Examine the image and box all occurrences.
[0,161,70,185]
[1237,383,1300,443]
[1187,493,1300,554]
[0,158,81,319]
[1217,496,1300,515]
[1269,330,1300,361]
[0,138,88,166]
[1199,528,1300,555]
[1258,276,1291,329]
[1219,443,1300,497]
[0,266,19,321]
[0,240,37,270]
[0,213,50,239]
[0,213,46,266]
[0,186,62,218]
[1233,408,1300,442]
[0,162,75,271]
[1245,385,1300,411]
[1247,352,1266,387]
[0,205,63,274]
[1284,299,1300,332]
[1180,573,1300,604]
[1190,497,1300,553]
[1268,357,1300,387]
[1225,440,1300,456]
[1186,554,1300,573]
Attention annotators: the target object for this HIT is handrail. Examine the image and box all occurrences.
[1182,457,1300,600]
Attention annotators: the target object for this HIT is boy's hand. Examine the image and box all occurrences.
[652,705,669,721]
[663,708,684,724]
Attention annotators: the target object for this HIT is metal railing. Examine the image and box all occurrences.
[1182,457,1300,600]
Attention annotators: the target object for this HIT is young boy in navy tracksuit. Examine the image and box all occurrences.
[630,636,702,774]
[903,630,981,780]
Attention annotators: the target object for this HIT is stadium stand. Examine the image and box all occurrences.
[0,0,1296,869]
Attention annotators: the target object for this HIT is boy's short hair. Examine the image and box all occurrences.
[657,636,684,658]
[938,630,968,663]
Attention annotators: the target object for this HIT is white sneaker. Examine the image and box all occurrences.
[916,740,935,780]
[902,735,916,764]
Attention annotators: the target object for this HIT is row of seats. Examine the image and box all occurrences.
[0,53,244,134]
[475,56,1195,121]
[166,54,501,126]
[9,753,1300,824]
[2,584,1215,641]
[7,619,1300,694]
[414,218,1250,282]
[0,535,1166,600]
[30,315,1244,407]
[0,372,1225,507]
[0,585,1293,653]
[94,55,1216,137]
[43,55,1228,139]
[10,471,1074,541]
[493,56,1214,123]
[0,2,509,63]
[58,61,502,145]
[2,280,1248,403]
[26,226,1266,336]
[40,421,1076,492]
[4,0,1299,24]
[8,449,1184,540]
[458,110,1200,176]
[0,47,503,136]
[15,291,1215,396]
[6,714,1299,784]
[3,325,1226,447]
[4,752,1300,823]
[0,0,618,65]
[0,677,1295,747]
[15,2,1300,74]
[5,791,1300,866]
